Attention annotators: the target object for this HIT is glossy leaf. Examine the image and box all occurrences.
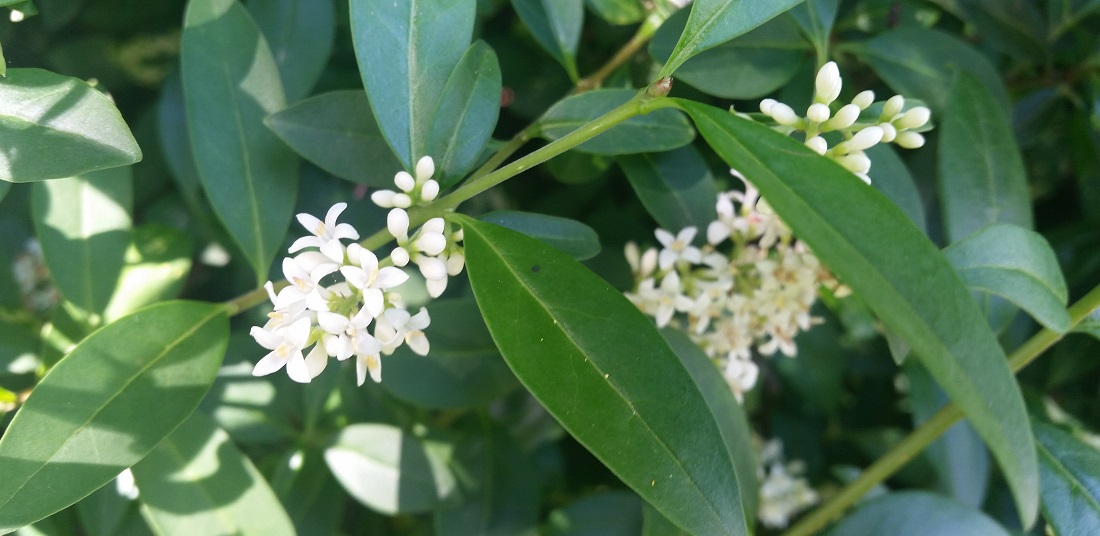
[434,423,539,536]
[943,224,1069,332]
[424,41,502,187]
[0,68,141,183]
[824,491,1009,536]
[850,27,1008,113]
[382,299,518,409]
[657,0,802,78]
[457,214,749,536]
[155,71,204,215]
[324,423,457,515]
[0,301,229,532]
[477,210,600,260]
[957,0,1045,61]
[509,0,582,79]
[680,101,1038,526]
[1033,421,1100,536]
[939,74,1033,243]
[585,0,644,25]
[539,89,694,155]
[865,145,926,232]
[248,0,335,101]
[641,503,690,536]
[102,224,192,323]
[350,0,475,170]
[789,0,838,54]
[650,11,808,100]
[31,166,132,316]
[131,412,295,536]
[1074,307,1100,341]
[618,145,718,232]
[182,0,298,284]
[265,90,403,187]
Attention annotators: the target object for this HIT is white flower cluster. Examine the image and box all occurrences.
[757,438,819,529]
[11,239,59,314]
[757,61,931,183]
[625,173,845,400]
[250,157,464,386]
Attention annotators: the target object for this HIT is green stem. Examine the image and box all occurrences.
[783,282,1100,536]
[576,12,662,93]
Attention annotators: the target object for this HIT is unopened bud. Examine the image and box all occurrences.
[815,61,842,104]
[760,98,777,115]
[805,136,828,155]
[394,171,415,192]
[806,103,830,124]
[894,131,926,149]
[846,126,884,152]
[852,90,875,110]
[895,106,931,130]
[391,193,412,209]
[415,156,435,182]
[824,104,860,131]
[881,95,905,121]
[879,122,897,143]
[421,179,439,202]
[835,152,871,174]
[769,102,800,126]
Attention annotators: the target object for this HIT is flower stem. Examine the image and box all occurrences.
[782,282,1100,536]
[576,12,663,93]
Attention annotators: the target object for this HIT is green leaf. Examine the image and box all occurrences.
[618,145,718,232]
[823,491,1010,536]
[182,0,298,284]
[850,27,1009,114]
[1033,421,1100,536]
[0,181,8,202]
[247,0,335,101]
[1074,307,1100,341]
[661,329,757,525]
[0,42,6,77]
[382,299,519,409]
[102,224,192,323]
[0,301,229,533]
[75,479,135,536]
[324,423,457,515]
[957,0,1045,62]
[457,214,750,536]
[539,89,695,155]
[0,318,38,376]
[679,100,1039,527]
[132,412,295,536]
[642,503,690,536]
[477,210,600,260]
[31,166,132,316]
[789,0,838,55]
[509,0,583,79]
[939,73,1033,243]
[657,0,802,78]
[350,0,476,170]
[155,71,205,215]
[265,90,403,187]
[864,145,926,232]
[585,0,644,25]
[546,491,642,536]
[0,68,141,183]
[943,224,1069,333]
[425,41,502,188]
[434,423,539,536]
[650,11,809,100]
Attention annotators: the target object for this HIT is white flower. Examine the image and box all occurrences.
[630,272,693,328]
[375,307,431,355]
[356,335,384,385]
[341,243,409,316]
[655,227,702,269]
[289,202,359,263]
[251,318,323,383]
[317,307,373,361]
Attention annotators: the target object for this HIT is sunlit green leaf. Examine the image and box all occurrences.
[509,0,583,79]
[132,412,294,535]
[458,214,749,536]
[1033,421,1100,536]
[618,144,718,232]
[824,491,1010,535]
[679,100,1038,527]
[102,224,192,323]
[31,166,132,316]
[0,301,229,532]
[0,69,141,183]
[248,0,335,101]
[477,211,600,260]
[182,0,298,284]
[539,89,694,155]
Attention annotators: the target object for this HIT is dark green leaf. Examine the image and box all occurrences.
[850,27,1009,114]
[0,42,5,77]
[0,318,38,375]
[265,90,403,187]
[939,74,1033,243]
[650,11,808,99]
[0,181,8,202]
[1033,421,1100,536]
[382,299,518,409]
[618,145,718,232]
[657,0,801,78]
[457,214,749,536]
[585,0,644,25]
[248,0,335,101]
[182,0,298,284]
[155,71,204,215]
[425,41,502,187]
[957,0,1045,62]
[272,449,346,536]
[539,89,694,155]
[102,224,192,323]
[509,0,583,79]
[350,0,475,170]
[641,503,690,536]
[477,210,600,260]
[0,301,229,532]
[0,68,141,183]
[324,423,457,514]
[132,412,295,535]
[865,145,926,232]
[789,0,838,54]
[75,480,135,536]
[547,491,642,536]
[31,166,132,316]
[679,101,1038,526]
[1074,307,1100,341]
[943,224,1069,332]
[434,423,539,536]
[824,491,1010,536]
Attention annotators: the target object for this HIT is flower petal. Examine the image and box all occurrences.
[375,266,409,289]
[304,344,329,379]
[285,350,312,383]
[252,351,288,377]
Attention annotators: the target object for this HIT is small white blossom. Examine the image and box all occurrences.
[655,227,702,269]
[289,202,360,263]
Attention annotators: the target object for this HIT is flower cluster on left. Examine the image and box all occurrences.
[250,157,465,386]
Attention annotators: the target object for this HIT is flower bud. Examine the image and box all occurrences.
[806,103,830,124]
[415,233,447,256]
[851,90,875,110]
[418,256,447,280]
[835,152,871,173]
[846,126,884,152]
[415,156,435,182]
[894,131,926,149]
[814,61,841,104]
[446,252,465,276]
[823,104,859,131]
[881,95,905,121]
[391,247,410,267]
[370,190,396,208]
[394,171,416,192]
[391,193,412,209]
[769,102,800,126]
[640,248,658,276]
[421,179,440,202]
[423,217,445,234]
[759,98,777,115]
[451,228,464,242]
[895,106,931,130]
[878,122,897,143]
[426,277,447,299]
[804,136,828,155]
[387,208,410,241]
